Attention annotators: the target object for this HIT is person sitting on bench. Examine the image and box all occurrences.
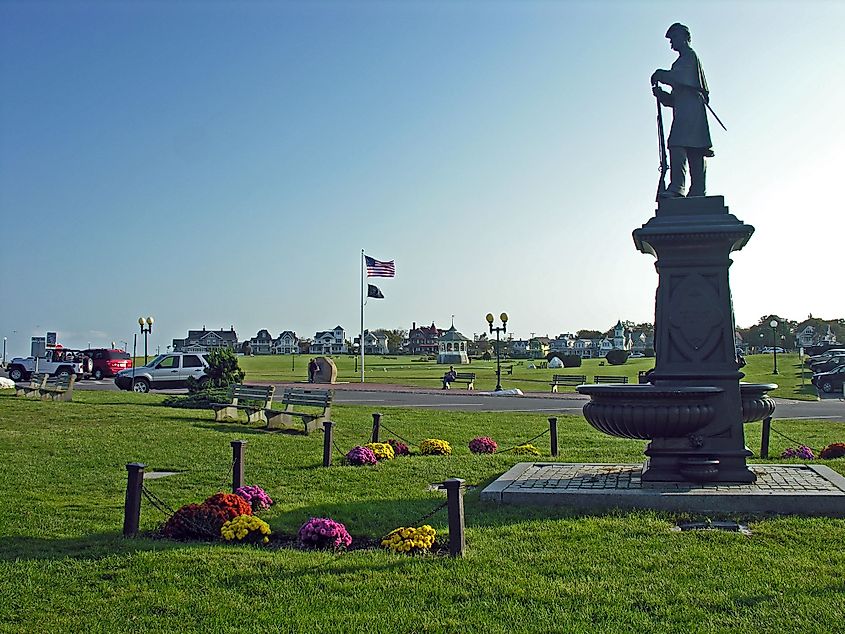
[442,366,457,390]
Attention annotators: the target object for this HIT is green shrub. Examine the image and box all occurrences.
[162,388,231,410]
[605,350,629,365]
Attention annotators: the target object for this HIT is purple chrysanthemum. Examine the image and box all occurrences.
[781,445,815,460]
[234,485,274,512]
[469,436,498,454]
[386,439,410,456]
[298,517,352,549]
[346,445,378,466]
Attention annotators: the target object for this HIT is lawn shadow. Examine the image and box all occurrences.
[0,532,208,563]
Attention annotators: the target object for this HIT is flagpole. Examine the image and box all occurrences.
[360,249,365,383]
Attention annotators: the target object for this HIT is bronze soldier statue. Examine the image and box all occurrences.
[651,23,713,198]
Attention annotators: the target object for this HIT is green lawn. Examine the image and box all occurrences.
[232,352,818,400]
[1,390,844,632]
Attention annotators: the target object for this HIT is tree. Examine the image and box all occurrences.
[576,329,603,340]
[203,348,245,388]
[371,329,407,354]
[470,333,492,357]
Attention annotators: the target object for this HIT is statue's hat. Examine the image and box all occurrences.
[665,23,690,39]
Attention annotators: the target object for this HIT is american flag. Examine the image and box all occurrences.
[365,255,395,277]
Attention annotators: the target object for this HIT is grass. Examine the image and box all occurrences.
[1,389,844,632]
[232,353,819,400]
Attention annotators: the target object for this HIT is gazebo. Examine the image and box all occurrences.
[437,324,470,365]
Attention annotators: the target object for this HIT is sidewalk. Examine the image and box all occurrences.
[266,379,588,400]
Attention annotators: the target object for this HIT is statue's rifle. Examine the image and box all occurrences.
[654,83,669,202]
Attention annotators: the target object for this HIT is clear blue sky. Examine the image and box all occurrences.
[1,0,842,357]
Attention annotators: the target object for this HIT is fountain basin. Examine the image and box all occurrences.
[577,385,722,439]
[739,383,777,423]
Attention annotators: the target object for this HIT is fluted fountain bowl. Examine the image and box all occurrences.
[577,385,723,440]
[739,383,777,423]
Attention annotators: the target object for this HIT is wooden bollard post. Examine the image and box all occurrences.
[123,462,146,537]
[323,420,334,467]
[371,412,382,443]
[761,416,772,459]
[444,478,466,557]
[548,417,558,457]
[231,440,247,492]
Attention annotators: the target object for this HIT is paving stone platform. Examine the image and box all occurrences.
[481,463,845,516]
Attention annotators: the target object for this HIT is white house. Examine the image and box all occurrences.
[354,330,389,355]
[272,331,299,354]
[249,329,274,355]
[310,326,347,355]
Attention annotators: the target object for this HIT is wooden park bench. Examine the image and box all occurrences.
[446,372,476,390]
[266,387,332,434]
[593,375,629,384]
[211,384,276,425]
[39,374,76,401]
[503,365,514,375]
[550,374,587,393]
[15,373,48,398]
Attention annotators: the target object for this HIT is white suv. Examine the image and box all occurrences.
[114,353,210,393]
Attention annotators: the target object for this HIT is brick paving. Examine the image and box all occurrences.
[481,463,845,516]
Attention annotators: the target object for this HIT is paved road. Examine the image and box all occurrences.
[36,377,845,422]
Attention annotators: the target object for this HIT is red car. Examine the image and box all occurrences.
[82,348,133,380]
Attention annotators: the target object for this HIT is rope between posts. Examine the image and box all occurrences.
[332,439,348,461]
[497,428,550,454]
[379,423,418,448]
[406,499,448,527]
[769,425,819,454]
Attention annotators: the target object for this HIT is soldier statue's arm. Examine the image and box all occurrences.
[652,54,702,92]
[652,84,674,107]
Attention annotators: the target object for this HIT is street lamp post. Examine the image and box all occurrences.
[2,337,6,366]
[138,316,154,365]
[770,319,779,375]
[486,312,509,392]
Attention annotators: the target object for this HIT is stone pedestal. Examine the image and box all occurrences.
[633,196,755,482]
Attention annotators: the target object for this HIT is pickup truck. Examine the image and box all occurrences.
[7,349,91,382]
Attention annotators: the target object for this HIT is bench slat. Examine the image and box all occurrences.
[593,375,628,384]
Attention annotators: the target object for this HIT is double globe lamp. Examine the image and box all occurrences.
[486,312,509,391]
[139,316,154,365]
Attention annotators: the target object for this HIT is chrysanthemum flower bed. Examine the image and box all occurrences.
[162,492,254,540]
[234,485,273,512]
[363,442,395,461]
[510,444,541,456]
[781,446,815,460]
[820,443,845,459]
[298,517,352,550]
[469,436,498,454]
[420,438,452,456]
[381,525,436,554]
[221,515,272,544]
[386,439,410,456]
[346,445,378,466]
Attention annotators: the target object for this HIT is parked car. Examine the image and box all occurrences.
[806,349,845,366]
[810,355,845,375]
[6,348,91,382]
[82,348,132,380]
[629,352,645,358]
[114,352,210,393]
[811,365,845,394]
[761,347,786,354]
